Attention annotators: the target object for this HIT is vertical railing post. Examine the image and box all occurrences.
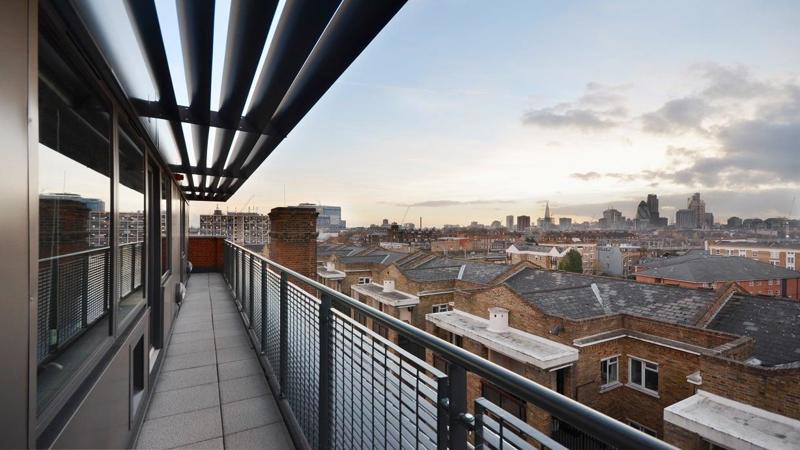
[240,250,245,308]
[473,401,485,449]
[279,271,288,396]
[48,260,60,354]
[81,254,89,328]
[318,292,334,450]
[448,363,469,450]
[260,262,267,353]
[436,375,450,450]
[234,248,240,301]
[248,254,254,327]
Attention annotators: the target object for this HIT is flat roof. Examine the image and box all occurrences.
[664,390,800,450]
[351,283,418,307]
[317,268,345,280]
[426,310,578,370]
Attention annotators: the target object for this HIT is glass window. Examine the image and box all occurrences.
[481,381,526,421]
[118,125,146,326]
[601,356,619,386]
[629,357,658,394]
[37,33,112,411]
[161,173,171,276]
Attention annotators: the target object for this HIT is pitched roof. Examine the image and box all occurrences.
[707,295,800,366]
[504,268,717,325]
[399,256,511,284]
[637,255,800,283]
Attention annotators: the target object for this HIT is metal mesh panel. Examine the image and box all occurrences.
[251,258,263,348]
[37,249,109,364]
[285,281,321,449]
[331,311,443,449]
[119,244,133,298]
[37,262,53,363]
[132,243,142,291]
[265,267,281,370]
[241,253,251,317]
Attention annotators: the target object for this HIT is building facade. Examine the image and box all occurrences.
[199,208,270,245]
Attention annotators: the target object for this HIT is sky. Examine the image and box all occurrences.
[68,0,800,227]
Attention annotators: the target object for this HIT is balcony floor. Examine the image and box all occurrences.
[136,273,293,449]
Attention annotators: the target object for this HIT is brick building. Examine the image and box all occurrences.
[424,267,800,448]
[506,242,597,274]
[635,253,800,300]
[708,240,799,270]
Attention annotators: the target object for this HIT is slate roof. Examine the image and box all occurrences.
[400,256,511,284]
[510,244,567,253]
[505,268,717,325]
[637,250,709,270]
[316,244,365,258]
[636,255,800,282]
[707,295,800,366]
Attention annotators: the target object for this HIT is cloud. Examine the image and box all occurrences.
[641,97,711,134]
[694,62,770,100]
[522,82,628,130]
[523,107,620,130]
[570,171,602,181]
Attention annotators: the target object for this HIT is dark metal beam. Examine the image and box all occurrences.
[130,99,260,133]
[167,164,241,179]
[219,0,407,199]
[208,0,279,193]
[177,0,215,190]
[125,0,196,191]
[221,0,343,178]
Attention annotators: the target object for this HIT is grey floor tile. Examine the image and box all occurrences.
[162,350,216,372]
[167,339,215,357]
[218,358,263,381]
[173,321,212,334]
[146,383,220,419]
[213,327,247,339]
[136,407,222,449]
[170,437,224,449]
[219,374,269,404]
[171,330,215,344]
[222,394,282,435]
[155,365,218,392]
[215,334,251,350]
[216,345,256,364]
[224,422,294,450]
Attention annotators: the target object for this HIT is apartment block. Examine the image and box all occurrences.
[708,240,800,270]
[506,242,598,274]
[635,253,800,300]
[199,208,270,245]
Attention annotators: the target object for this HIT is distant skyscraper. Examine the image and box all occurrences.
[727,216,743,228]
[506,215,514,230]
[636,201,651,220]
[559,217,572,230]
[517,215,531,231]
[542,201,553,229]
[676,209,696,229]
[602,208,624,229]
[647,194,659,218]
[687,193,706,228]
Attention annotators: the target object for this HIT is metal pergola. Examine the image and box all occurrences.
[55,0,406,201]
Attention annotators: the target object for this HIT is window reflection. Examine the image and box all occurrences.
[118,125,146,326]
[37,34,112,411]
[161,174,170,276]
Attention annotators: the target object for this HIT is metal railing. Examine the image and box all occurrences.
[37,242,144,364]
[223,241,674,450]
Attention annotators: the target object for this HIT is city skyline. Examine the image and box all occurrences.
[181,0,800,227]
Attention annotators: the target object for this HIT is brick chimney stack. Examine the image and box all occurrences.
[268,207,318,281]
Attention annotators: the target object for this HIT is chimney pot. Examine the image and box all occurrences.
[487,307,509,332]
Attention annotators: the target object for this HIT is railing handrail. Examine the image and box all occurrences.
[225,240,675,450]
[38,245,112,263]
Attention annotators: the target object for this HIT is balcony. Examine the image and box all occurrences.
[136,239,673,449]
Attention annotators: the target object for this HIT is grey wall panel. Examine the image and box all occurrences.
[0,0,36,447]
[52,315,148,449]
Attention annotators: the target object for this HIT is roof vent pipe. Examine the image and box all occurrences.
[487,307,509,333]
[383,279,395,293]
[590,283,603,307]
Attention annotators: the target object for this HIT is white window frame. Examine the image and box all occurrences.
[357,276,372,285]
[627,356,659,396]
[628,419,658,437]
[431,303,451,313]
[600,355,620,390]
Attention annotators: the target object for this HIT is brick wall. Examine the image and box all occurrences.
[699,356,800,419]
[187,236,224,272]
[268,207,318,282]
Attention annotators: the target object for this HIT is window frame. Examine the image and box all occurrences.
[357,276,372,285]
[600,355,620,390]
[628,419,658,437]
[432,303,451,313]
[627,355,659,396]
